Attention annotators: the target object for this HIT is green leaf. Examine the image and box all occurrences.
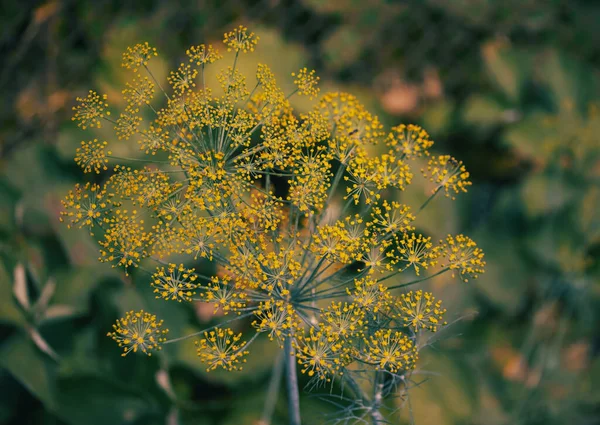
[520,174,573,217]
[55,374,158,425]
[503,112,554,159]
[12,263,30,311]
[463,95,511,128]
[481,41,527,102]
[0,332,56,409]
[0,262,27,327]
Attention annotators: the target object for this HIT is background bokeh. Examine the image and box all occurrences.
[1,1,599,424]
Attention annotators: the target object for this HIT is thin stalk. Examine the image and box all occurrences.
[345,375,385,424]
[385,268,449,290]
[260,351,284,425]
[284,337,302,425]
[416,187,441,216]
[163,312,253,344]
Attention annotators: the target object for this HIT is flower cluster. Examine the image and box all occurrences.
[64,27,485,417]
[107,310,168,356]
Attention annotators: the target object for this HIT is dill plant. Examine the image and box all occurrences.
[61,26,486,424]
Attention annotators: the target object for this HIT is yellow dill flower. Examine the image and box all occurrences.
[138,126,169,155]
[60,182,117,231]
[440,234,486,281]
[217,66,249,102]
[72,90,110,129]
[370,201,415,234]
[115,106,142,140]
[252,301,297,346]
[151,263,198,302]
[256,63,287,109]
[98,210,152,273]
[168,63,198,95]
[394,233,439,275]
[292,67,320,99]
[122,74,155,106]
[386,124,434,159]
[422,155,472,199]
[362,329,417,373]
[107,310,168,356]
[295,327,351,381]
[287,148,333,215]
[177,216,217,260]
[318,92,385,162]
[195,327,249,371]
[201,276,247,314]
[223,25,258,53]
[396,290,447,332]
[62,29,486,408]
[348,277,392,315]
[186,44,222,65]
[345,151,412,205]
[122,42,157,72]
[312,221,362,264]
[74,139,111,173]
[321,302,366,339]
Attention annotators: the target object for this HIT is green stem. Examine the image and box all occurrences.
[385,268,449,290]
[260,351,284,425]
[416,187,441,216]
[284,337,301,425]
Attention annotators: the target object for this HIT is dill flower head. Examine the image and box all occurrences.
[62,27,485,413]
[362,329,417,373]
[396,290,447,332]
[292,67,320,99]
[422,155,472,199]
[441,234,486,281]
[72,90,110,130]
[151,263,198,302]
[122,42,158,72]
[195,327,249,371]
[394,233,440,275]
[295,327,352,381]
[223,25,258,53]
[386,124,434,159]
[186,44,222,65]
[122,74,155,106]
[74,139,111,174]
[59,182,116,231]
[107,310,168,356]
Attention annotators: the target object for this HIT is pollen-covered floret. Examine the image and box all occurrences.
[195,327,249,371]
[122,42,158,72]
[394,233,440,275]
[223,25,258,53]
[422,155,472,199]
[60,182,116,231]
[107,310,168,356]
[186,44,222,65]
[151,263,198,302]
[295,327,351,381]
[396,290,447,332]
[386,124,434,159]
[440,234,486,281]
[74,139,111,173]
[362,329,417,373]
[292,67,320,99]
[72,90,110,129]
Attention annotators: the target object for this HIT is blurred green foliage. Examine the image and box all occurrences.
[1,1,599,424]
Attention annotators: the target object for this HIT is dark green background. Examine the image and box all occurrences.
[1,1,599,424]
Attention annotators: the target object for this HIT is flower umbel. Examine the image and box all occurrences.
[107,310,168,356]
[62,27,486,423]
[195,328,249,371]
[396,290,447,332]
